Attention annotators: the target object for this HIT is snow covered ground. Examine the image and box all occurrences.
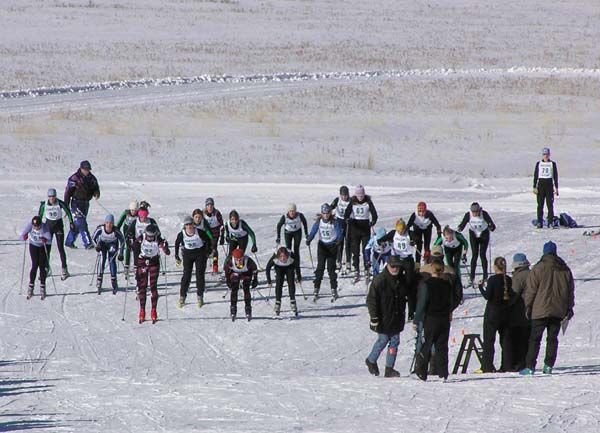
[2,0,600,431]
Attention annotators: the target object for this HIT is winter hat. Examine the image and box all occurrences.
[183,216,194,226]
[31,215,42,227]
[417,202,427,213]
[80,160,92,170]
[105,214,115,224]
[129,200,139,211]
[138,209,149,219]
[375,227,386,240]
[47,188,57,197]
[232,248,244,260]
[431,245,444,257]
[321,203,332,214]
[543,241,557,256]
[387,255,401,268]
[395,219,406,232]
[340,185,349,196]
[470,202,481,212]
[205,197,214,206]
[145,225,158,239]
[542,147,551,156]
[139,200,151,210]
[355,185,365,199]
[287,203,297,213]
[512,253,530,269]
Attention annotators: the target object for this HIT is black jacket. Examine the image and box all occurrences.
[479,274,516,322]
[414,276,455,323]
[366,268,408,335]
[457,210,496,234]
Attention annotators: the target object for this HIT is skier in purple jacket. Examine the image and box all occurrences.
[64,160,100,249]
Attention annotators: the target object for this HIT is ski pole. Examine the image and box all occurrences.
[43,244,58,295]
[96,199,112,216]
[89,252,101,286]
[162,254,169,321]
[253,252,263,271]
[307,243,315,271]
[121,267,129,321]
[297,280,308,301]
[19,241,27,296]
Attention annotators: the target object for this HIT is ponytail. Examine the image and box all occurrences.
[494,256,509,301]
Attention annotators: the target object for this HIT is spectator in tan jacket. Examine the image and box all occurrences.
[520,242,574,375]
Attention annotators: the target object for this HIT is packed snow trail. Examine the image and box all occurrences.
[1,179,600,432]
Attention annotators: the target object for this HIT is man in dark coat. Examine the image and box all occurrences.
[365,255,408,378]
[64,160,100,249]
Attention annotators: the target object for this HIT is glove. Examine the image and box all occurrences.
[461,253,467,264]
[566,308,574,320]
[533,188,538,195]
[275,238,280,245]
[251,277,258,288]
[369,319,379,332]
[22,234,28,241]
[412,323,418,332]
[219,236,225,245]
[118,254,124,262]
[70,222,76,231]
[306,239,311,246]
[490,225,496,232]
[251,245,257,253]
[95,245,101,252]
[93,192,100,199]
[369,221,376,227]
[555,189,559,197]
[267,282,273,289]
[525,307,532,320]
[41,237,47,244]
[409,240,415,246]
[175,258,182,267]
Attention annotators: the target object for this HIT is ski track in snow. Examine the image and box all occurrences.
[1,179,600,432]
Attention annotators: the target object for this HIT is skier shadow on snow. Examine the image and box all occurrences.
[0,418,62,432]
[0,378,55,398]
[553,364,600,376]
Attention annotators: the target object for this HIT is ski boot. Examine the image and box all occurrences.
[151,308,158,324]
[245,306,252,322]
[96,276,103,294]
[542,365,553,375]
[40,286,47,301]
[212,260,218,274]
[111,277,118,295]
[61,267,70,281]
[312,288,320,303]
[384,367,401,378]
[331,288,339,303]
[365,358,379,376]
[177,297,185,309]
[26,284,34,300]
[85,243,96,251]
[231,305,237,322]
[274,300,281,316]
[519,368,534,376]
[197,295,204,309]
[138,309,145,324]
[353,269,360,285]
[124,265,129,279]
[290,300,298,317]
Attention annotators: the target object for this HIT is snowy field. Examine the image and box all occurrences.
[2,0,600,432]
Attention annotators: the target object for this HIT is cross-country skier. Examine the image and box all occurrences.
[126,201,160,265]
[364,227,392,278]
[39,187,74,280]
[433,226,468,283]
[533,147,559,228]
[64,160,100,249]
[116,200,139,277]
[343,185,377,281]
[175,216,212,308]
[20,216,52,300]
[265,246,299,316]
[192,208,210,232]
[223,247,258,321]
[330,185,351,271]
[378,219,417,319]
[220,210,257,256]
[406,202,442,269]
[203,197,223,273]
[365,255,408,378]
[306,203,342,301]
[457,202,496,284]
[275,203,308,282]
[135,225,170,324]
[92,214,125,294]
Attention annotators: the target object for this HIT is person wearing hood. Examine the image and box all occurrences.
[520,241,574,375]
[509,253,531,371]
[364,227,392,278]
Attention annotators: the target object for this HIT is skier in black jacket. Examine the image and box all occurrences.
[330,185,352,271]
[406,201,442,268]
[265,247,299,316]
[533,147,559,228]
[457,202,496,284]
[344,185,377,281]
[365,255,408,378]
[275,203,308,282]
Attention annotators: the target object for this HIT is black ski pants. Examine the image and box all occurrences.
[526,317,562,370]
[482,309,511,372]
[284,230,303,280]
[349,222,370,271]
[416,315,450,380]
[229,280,252,315]
[29,244,48,287]
[335,218,352,265]
[413,226,433,264]
[180,248,207,299]
[275,265,296,302]
[536,179,555,225]
[314,242,338,293]
[46,220,67,270]
[469,230,490,282]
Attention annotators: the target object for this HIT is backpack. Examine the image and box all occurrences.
[559,212,578,228]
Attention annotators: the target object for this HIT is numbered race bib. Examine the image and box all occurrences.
[228,221,247,239]
[285,215,301,232]
[230,257,249,273]
[468,215,488,237]
[98,228,117,243]
[205,212,220,229]
[393,232,413,258]
[336,199,349,219]
[319,220,337,243]
[414,215,431,230]
[443,237,460,249]
[182,230,203,250]
[30,229,44,245]
[353,203,370,221]
[140,239,159,258]
[135,220,150,238]
[538,161,553,179]
[44,203,62,221]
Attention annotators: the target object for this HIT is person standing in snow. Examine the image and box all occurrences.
[406,202,442,269]
[174,216,212,308]
[92,214,125,294]
[365,255,408,378]
[265,246,299,316]
[20,216,52,300]
[224,247,258,321]
[520,241,574,375]
[306,203,342,301]
[116,200,139,277]
[457,202,496,284]
[533,147,559,229]
[39,187,74,280]
[275,203,308,282]
[509,253,531,372]
[330,185,352,271]
[64,160,100,249]
[192,208,210,232]
[220,210,258,256]
[343,185,377,280]
[203,198,223,274]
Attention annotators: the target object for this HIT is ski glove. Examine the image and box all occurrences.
[305,239,311,246]
[275,238,280,245]
[525,307,532,320]
[251,277,258,288]
[70,222,76,231]
[566,309,574,320]
[118,254,124,262]
[41,237,47,244]
[369,319,379,332]
[22,234,28,241]
[251,245,258,253]
[175,258,182,267]
[95,245,102,252]
[533,188,538,195]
